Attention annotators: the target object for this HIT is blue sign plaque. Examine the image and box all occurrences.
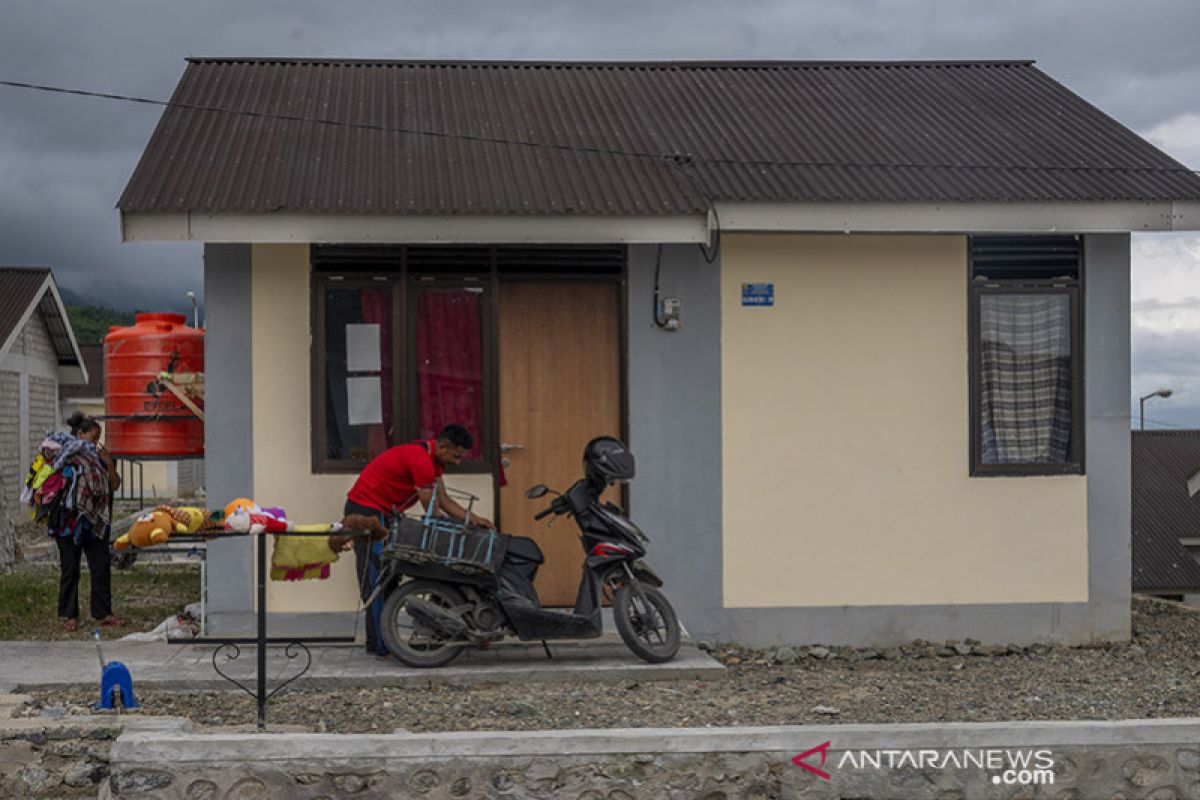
[741,282,774,307]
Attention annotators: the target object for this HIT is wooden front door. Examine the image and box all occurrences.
[498,280,622,606]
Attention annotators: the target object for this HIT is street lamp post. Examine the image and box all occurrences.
[1139,388,1173,430]
[186,291,199,329]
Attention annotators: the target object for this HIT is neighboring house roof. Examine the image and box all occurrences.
[0,267,87,384]
[0,267,51,344]
[119,59,1200,220]
[58,343,104,400]
[1131,431,1200,593]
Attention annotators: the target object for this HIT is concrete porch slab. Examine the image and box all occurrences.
[0,640,723,693]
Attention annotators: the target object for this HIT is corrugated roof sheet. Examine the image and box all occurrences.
[0,267,51,351]
[1131,431,1200,592]
[59,343,103,399]
[119,59,1200,217]
[0,267,86,382]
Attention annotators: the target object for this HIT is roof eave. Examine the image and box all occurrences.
[43,277,88,385]
[1134,586,1200,595]
[120,201,1200,243]
[120,211,711,244]
[714,200,1200,234]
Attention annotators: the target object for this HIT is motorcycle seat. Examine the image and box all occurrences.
[504,535,544,565]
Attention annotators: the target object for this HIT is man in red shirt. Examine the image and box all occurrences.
[344,424,494,655]
[345,424,494,527]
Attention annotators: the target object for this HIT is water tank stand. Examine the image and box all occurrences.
[114,458,145,508]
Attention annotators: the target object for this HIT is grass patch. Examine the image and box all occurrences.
[0,563,200,640]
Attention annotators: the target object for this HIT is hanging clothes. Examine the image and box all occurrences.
[27,431,113,545]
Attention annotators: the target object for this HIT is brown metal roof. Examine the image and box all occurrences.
[119,59,1200,217]
[0,267,86,382]
[0,267,52,351]
[58,343,103,399]
[1131,431,1200,593]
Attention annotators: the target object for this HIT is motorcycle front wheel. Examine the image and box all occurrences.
[379,580,467,668]
[613,583,681,663]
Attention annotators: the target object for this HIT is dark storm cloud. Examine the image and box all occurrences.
[0,0,1198,315]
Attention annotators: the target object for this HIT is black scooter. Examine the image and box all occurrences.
[377,437,682,667]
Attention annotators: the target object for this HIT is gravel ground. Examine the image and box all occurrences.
[22,597,1200,732]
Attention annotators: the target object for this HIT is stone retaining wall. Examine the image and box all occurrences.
[107,719,1200,799]
[2,717,124,798]
[0,714,184,799]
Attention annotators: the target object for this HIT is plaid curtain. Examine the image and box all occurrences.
[979,294,1072,464]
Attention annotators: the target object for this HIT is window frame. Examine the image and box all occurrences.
[967,238,1086,477]
[311,273,404,474]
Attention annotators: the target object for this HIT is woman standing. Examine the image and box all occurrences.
[51,413,124,632]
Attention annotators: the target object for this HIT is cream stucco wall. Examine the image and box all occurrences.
[721,234,1088,608]
[250,245,494,613]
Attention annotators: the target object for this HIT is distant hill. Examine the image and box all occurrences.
[65,303,137,344]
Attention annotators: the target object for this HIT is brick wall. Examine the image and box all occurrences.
[27,376,58,456]
[0,371,17,567]
[176,459,206,497]
[16,311,57,366]
[1,310,61,525]
[0,372,20,516]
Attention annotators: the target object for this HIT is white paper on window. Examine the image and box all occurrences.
[346,323,381,373]
[346,376,383,426]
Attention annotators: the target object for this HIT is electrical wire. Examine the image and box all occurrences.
[2,77,1199,179]
[1132,416,1192,430]
[652,244,666,328]
[662,156,722,263]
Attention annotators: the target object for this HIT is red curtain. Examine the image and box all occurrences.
[360,288,392,459]
[416,290,483,459]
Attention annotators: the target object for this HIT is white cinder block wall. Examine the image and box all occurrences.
[1,311,60,523]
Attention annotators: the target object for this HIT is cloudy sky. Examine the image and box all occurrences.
[1,0,1198,427]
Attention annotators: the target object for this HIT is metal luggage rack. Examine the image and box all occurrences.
[383,485,507,575]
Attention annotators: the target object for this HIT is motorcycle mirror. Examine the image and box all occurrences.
[525,484,550,499]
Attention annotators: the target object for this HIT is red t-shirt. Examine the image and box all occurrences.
[347,440,443,514]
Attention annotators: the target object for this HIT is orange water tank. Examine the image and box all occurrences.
[104,313,204,457]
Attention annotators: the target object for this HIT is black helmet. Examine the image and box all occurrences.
[583,436,635,484]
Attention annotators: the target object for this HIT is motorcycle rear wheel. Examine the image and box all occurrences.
[614,583,681,663]
[380,580,467,668]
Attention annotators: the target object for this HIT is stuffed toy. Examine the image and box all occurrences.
[225,506,290,535]
[270,535,342,581]
[223,497,258,519]
[221,498,300,535]
[269,514,390,582]
[156,505,206,533]
[114,509,184,550]
[215,497,393,580]
[342,514,388,542]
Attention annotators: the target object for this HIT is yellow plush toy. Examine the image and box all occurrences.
[114,509,185,550]
[164,506,205,533]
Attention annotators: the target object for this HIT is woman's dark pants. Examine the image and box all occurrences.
[55,535,113,620]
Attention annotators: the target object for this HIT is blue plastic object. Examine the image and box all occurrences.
[94,661,138,711]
